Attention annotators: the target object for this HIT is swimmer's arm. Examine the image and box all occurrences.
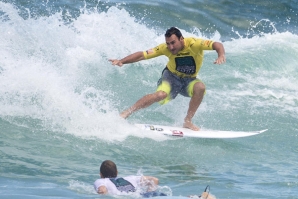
[141,176,159,185]
[109,51,145,67]
[97,185,108,194]
[212,42,226,65]
[140,176,159,191]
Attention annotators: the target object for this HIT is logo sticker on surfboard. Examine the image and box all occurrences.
[171,130,184,137]
[145,125,164,131]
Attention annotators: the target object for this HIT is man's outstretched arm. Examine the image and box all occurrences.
[109,51,145,67]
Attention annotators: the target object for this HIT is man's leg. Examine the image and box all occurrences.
[183,82,205,131]
[120,91,167,119]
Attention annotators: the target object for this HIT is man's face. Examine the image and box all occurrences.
[165,34,184,55]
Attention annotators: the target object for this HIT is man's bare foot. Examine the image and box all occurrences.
[183,120,200,131]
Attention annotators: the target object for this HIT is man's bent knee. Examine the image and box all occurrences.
[192,82,205,97]
[155,90,167,100]
[193,82,205,93]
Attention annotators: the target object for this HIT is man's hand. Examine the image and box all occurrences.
[109,59,123,67]
[214,55,226,64]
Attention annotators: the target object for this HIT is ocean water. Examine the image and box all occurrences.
[0,0,298,198]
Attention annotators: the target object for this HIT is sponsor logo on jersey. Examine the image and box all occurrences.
[177,52,190,56]
[201,40,212,47]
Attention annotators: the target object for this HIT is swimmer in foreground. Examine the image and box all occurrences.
[94,160,216,198]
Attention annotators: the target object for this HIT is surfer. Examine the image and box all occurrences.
[109,27,225,131]
[94,160,215,199]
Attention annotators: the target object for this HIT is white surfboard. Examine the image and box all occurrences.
[135,123,267,139]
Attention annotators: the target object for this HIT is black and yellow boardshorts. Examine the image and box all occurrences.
[156,68,204,105]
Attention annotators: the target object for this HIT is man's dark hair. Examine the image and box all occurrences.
[165,27,183,39]
[100,160,117,178]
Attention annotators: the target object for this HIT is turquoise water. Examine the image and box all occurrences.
[0,0,298,198]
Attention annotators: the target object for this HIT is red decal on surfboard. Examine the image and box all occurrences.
[171,130,184,137]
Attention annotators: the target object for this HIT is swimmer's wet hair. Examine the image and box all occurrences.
[100,160,117,178]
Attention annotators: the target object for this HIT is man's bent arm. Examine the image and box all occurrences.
[109,51,145,67]
[212,42,226,64]
[141,176,159,185]
[140,176,159,192]
[97,185,108,194]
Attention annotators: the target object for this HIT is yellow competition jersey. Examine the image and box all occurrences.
[143,37,214,77]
